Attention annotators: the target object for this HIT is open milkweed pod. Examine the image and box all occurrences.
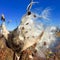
[21,31,44,51]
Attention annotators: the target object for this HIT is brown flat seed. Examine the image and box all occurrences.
[33,15,36,18]
[44,42,47,46]
[22,27,24,30]
[25,31,28,33]
[26,23,29,25]
[27,37,29,39]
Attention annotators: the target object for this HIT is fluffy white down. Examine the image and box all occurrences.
[35,26,57,58]
[18,12,58,57]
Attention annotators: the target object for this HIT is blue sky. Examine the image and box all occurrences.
[0,0,60,31]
